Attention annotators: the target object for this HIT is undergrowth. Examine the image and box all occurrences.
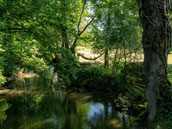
[153,64,172,128]
[70,66,127,96]
[70,62,144,99]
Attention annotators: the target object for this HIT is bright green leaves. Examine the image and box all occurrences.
[0,69,6,86]
[0,37,6,85]
[91,0,142,57]
[0,0,142,87]
[0,100,10,121]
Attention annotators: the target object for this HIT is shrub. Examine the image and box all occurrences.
[71,66,127,95]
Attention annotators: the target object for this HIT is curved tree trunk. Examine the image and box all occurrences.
[138,0,171,120]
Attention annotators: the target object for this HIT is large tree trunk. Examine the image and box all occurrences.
[138,0,171,120]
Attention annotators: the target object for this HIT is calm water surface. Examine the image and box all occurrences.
[0,76,145,129]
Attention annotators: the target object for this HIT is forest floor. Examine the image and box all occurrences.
[77,47,172,64]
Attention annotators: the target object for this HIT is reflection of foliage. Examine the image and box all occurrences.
[0,69,6,85]
[0,99,11,121]
[0,44,6,85]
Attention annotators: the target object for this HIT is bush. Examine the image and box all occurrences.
[153,65,172,128]
[70,66,127,95]
[153,102,172,128]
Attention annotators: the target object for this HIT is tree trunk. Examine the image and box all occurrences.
[59,0,69,49]
[104,9,111,68]
[104,48,109,68]
[60,23,69,49]
[138,0,171,120]
[104,102,109,120]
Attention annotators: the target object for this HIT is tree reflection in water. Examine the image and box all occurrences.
[0,100,10,121]
[0,77,144,129]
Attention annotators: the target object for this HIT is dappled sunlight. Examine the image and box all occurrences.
[77,48,172,65]
[0,89,26,95]
[17,73,39,79]
[68,92,92,102]
[22,118,58,129]
[1,0,171,127]
[107,119,121,128]
[168,54,172,64]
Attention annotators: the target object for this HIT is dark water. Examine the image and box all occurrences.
[0,76,145,129]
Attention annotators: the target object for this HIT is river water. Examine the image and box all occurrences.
[0,76,145,129]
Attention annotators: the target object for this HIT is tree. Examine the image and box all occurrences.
[92,0,142,68]
[138,0,171,120]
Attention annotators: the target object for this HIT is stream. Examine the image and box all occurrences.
[0,75,146,129]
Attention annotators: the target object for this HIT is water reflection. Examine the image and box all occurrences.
[0,77,143,129]
[0,100,10,121]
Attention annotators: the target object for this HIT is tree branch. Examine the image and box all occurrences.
[0,28,30,33]
[71,15,96,52]
[78,15,96,36]
[77,0,87,32]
